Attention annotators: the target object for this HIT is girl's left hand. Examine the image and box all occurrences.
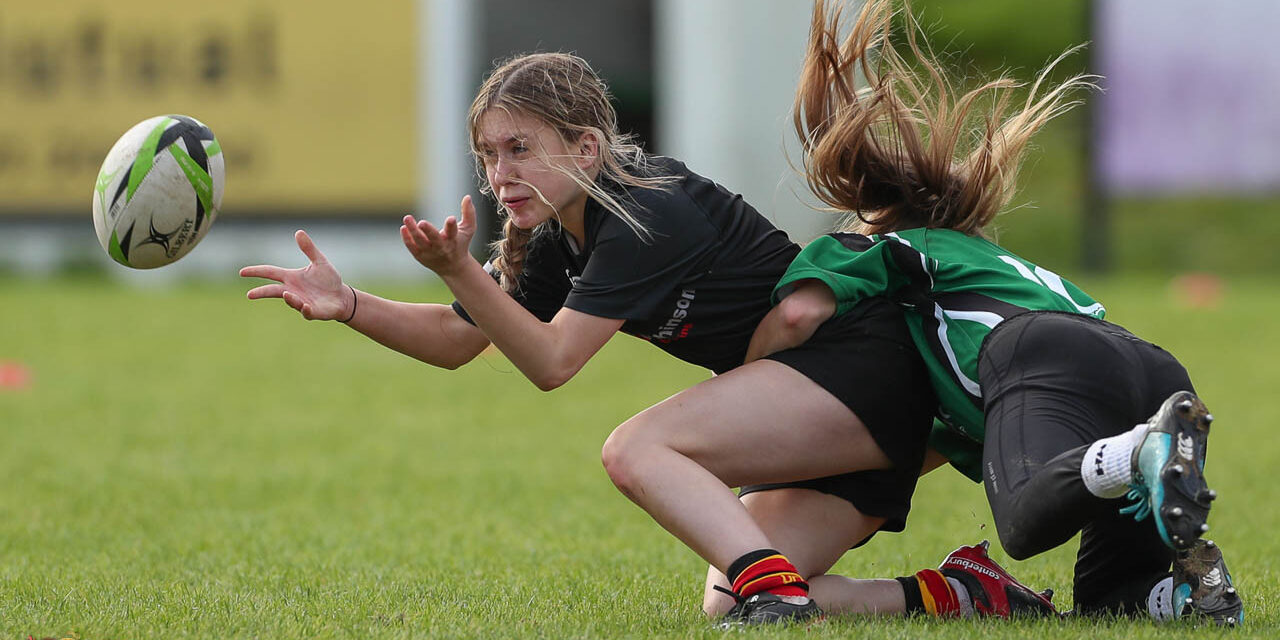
[401,195,478,276]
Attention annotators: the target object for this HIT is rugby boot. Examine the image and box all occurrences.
[1173,539,1243,627]
[937,540,1058,618]
[713,586,822,627]
[1122,391,1216,550]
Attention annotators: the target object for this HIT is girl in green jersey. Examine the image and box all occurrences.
[747,0,1242,625]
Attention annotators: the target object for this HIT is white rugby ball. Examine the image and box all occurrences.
[92,115,225,269]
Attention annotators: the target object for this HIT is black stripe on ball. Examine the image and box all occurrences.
[155,116,215,233]
[118,222,136,261]
[167,115,215,141]
[112,163,133,207]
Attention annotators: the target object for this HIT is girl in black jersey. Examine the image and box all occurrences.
[745,0,1241,626]
[240,51,1048,626]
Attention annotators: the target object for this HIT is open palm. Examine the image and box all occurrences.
[239,230,354,321]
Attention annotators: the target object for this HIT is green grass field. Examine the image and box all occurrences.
[1,276,1277,639]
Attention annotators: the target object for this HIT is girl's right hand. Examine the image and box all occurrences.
[239,230,356,321]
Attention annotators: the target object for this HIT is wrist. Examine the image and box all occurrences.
[339,284,358,323]
[435,255,484,283]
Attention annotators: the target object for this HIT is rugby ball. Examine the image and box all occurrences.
[92,115,225,269]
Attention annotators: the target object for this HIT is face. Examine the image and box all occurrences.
[475,109,597,232]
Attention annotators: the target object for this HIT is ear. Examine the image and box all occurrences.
[575,131,600,171]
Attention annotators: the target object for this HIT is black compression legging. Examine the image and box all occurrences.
[978,311,1196,615]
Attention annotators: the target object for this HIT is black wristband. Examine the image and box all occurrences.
[339,284,358,323]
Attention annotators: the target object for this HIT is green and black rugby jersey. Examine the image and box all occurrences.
[775,228,1104,481]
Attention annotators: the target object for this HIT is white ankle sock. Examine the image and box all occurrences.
[1082,423,1149,498]
[1146,576,1176,621]
[946,577,975,617]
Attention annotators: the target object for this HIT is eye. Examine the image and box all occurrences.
[511,141,530,155]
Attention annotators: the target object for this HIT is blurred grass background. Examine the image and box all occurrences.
[3,1,1278,637]
[0,278,1274,638]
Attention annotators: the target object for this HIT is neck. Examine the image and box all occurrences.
[557,191,589,242]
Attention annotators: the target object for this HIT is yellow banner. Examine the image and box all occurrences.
[0,1,417,217]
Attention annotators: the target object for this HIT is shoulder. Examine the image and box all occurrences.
[595,156,715,235]
[612,155,691,208]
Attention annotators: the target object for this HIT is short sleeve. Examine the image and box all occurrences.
[564,187,717,320]
[774,234,912,316]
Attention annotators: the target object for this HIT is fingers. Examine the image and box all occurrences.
[239,264,287,281]
[401,214,428,252]
[403,214,442,247]
[295,230,328,265]
[399,221,417,251]
[281,290,308,315]
[460,195,477,231]
[245,283,287,300]
[441,216,458,241]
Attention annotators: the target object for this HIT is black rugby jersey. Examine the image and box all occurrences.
[453,157,799,374]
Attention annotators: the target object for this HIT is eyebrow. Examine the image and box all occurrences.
[478,133,530,150]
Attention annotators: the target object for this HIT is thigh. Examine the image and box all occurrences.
[739,466,920,537]
[980,313,1144,491]
[741,488,885,574]
[620,359,893,488]
[765,297,937,475]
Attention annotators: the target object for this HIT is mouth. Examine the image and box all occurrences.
[502,196,531,210]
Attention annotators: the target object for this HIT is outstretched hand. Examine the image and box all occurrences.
[239,230,356,321]
[401,195,478,276]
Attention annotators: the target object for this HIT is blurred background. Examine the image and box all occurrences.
[2,3,1278,636]
[3,0,1278,284]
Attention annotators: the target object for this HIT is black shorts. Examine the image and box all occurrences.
[741,297,937,536]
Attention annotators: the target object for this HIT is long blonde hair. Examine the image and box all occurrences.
[468,52,673,293]
[795,0,1094,235]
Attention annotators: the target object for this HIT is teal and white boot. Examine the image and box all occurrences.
[1173,539,1243,627]
[1122,391,1217,550]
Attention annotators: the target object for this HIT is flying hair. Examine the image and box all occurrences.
[794,0,1096,236]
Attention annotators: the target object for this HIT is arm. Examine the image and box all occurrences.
[744,279,837,363]
[240,230,490,369]
[402,196,625,390]
[345,294,491,370]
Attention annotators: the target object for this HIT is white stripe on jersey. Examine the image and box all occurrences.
[996,256,1105,316]
[933,303,984,396]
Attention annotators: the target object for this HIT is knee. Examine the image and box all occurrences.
[995,527,1036,561]
[991,504,1041,560]
[600,419,651,499]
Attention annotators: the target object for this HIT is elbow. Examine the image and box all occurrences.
[532,376,565,392]
[430,351,478,371]
[529,364,579,392]
[778,296,830,333]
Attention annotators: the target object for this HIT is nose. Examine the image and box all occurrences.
[491,156,516,186]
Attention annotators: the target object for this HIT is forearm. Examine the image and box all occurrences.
[440,260,590,389]
[744,280,837,363]
[744,305,819,362]
[344,290,487,369]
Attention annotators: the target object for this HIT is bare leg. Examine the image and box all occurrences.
[601,360,892,572]
[702,488,906,617]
